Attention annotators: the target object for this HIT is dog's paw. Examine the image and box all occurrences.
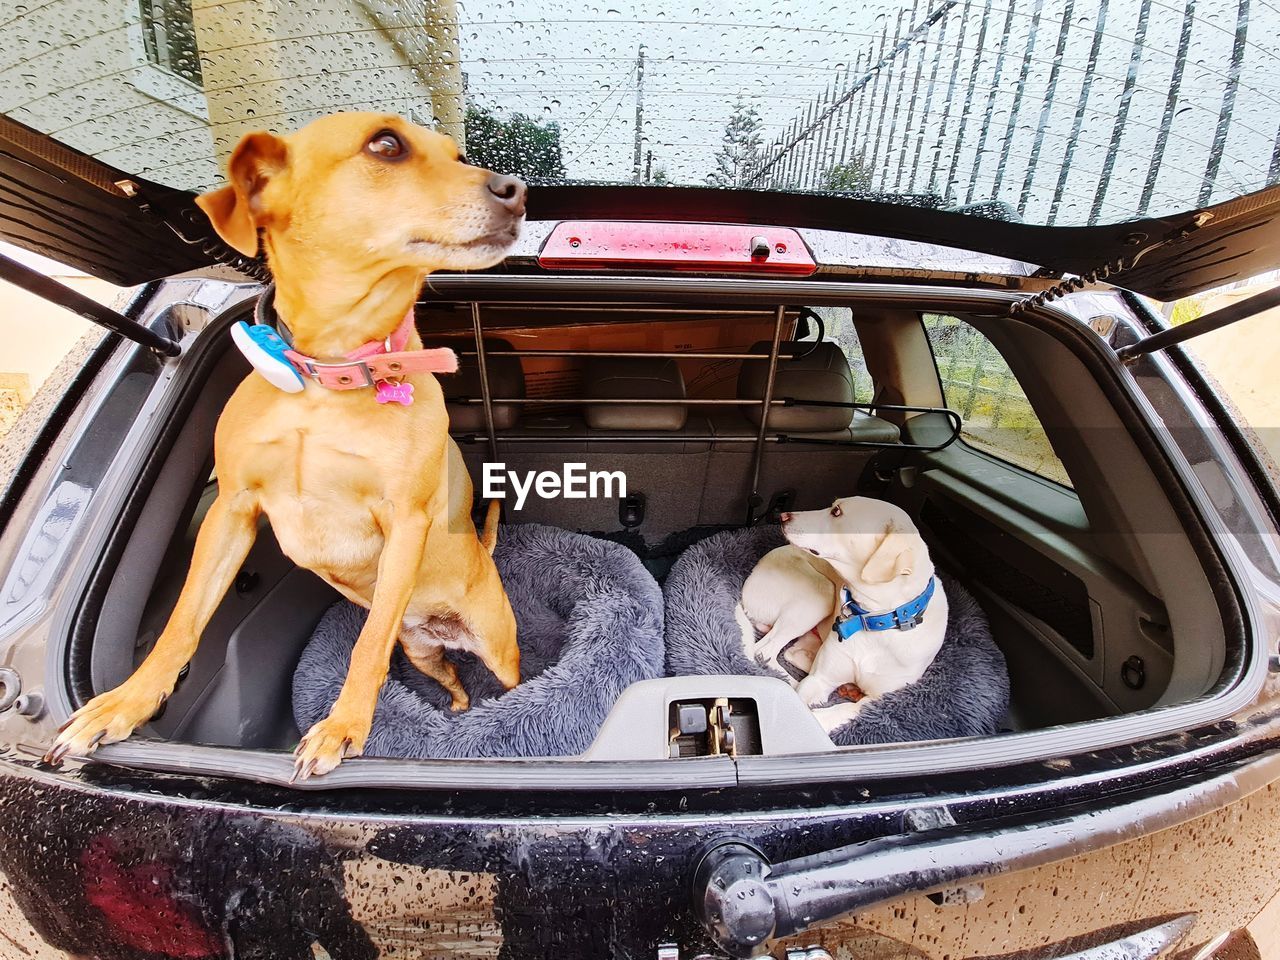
[293,714,368,781]
[45,681,169,765]
[836,683,866,702]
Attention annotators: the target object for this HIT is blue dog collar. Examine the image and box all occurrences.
[834,577,936,640]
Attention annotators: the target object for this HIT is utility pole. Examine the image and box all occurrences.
[632,43,646,182]
[645,149,653,183]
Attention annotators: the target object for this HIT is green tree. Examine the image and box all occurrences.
[821,158,873,193]
[1170,295,1206,326]
[465,106,566,180]
[707,96,764,187]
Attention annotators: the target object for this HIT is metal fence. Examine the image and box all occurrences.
[746,0,1280,226]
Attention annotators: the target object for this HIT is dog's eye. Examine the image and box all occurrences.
[367,131,406,159]
[831,504,843,517]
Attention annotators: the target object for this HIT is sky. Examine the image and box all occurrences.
[454,0,890,183]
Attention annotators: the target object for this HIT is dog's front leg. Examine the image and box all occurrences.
[293,510,430,780]
[795,633,852,707]
[46,492,260,763]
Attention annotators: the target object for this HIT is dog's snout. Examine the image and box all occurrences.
[779,512,793,523]
[486,174,527,216]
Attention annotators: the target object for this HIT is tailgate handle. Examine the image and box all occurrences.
[690,838,1197,958]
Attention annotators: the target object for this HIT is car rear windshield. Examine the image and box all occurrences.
[1,1,1276,228]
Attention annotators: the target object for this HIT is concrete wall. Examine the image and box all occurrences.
[0,1,459,193]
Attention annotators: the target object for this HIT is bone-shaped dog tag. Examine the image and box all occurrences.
[375,381,414,406]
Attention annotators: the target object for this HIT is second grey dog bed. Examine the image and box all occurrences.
[293,524,664,759]
[663,526,1010,745]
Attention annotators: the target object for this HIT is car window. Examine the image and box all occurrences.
[0,1,1275,228]
[806,306,872,400]
[922,313,1072,488]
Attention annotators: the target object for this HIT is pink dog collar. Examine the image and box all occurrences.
[282,310,458,390]
[252,285,457,395]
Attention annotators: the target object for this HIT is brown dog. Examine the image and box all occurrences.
[47,113,524,778]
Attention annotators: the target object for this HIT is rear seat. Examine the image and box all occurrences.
[699,341,899,524]
[740,341,859,432]
[448,353,711,537]
[584,357,687,431]
[427,337,524,431]
[441,335,898,537]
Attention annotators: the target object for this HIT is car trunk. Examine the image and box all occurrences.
[55,269,1242,788]
[0,84,1264,787]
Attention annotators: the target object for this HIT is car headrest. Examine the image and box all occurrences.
[423,337,524,432]
[584,356,688,431]
[738,341,855,431]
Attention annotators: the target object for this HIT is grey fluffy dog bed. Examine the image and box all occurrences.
[664,526,1009,745]
[293,523,664,759]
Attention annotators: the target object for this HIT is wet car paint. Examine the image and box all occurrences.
[0,720,1279,959]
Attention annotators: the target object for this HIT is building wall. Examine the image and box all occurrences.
[191,0,448,177]
[0,0,449,194]
[0,0,217,185]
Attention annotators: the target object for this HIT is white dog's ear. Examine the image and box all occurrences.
[860,521,918,584]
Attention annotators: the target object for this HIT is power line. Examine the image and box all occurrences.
[566,64,637,165]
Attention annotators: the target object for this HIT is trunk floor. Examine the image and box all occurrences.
[586,523,741,582]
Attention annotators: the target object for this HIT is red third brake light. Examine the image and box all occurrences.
[537,221,818,275]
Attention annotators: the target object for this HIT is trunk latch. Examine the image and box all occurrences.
[668,698,762,758]
[708,698,736,757]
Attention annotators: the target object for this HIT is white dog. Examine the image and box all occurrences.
[736,496,948,734]
[732,548,836,671]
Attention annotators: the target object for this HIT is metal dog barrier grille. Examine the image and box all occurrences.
[457,301,962,523]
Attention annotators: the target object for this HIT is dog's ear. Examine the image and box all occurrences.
[195,131,289,257]
[860,520,918,584]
